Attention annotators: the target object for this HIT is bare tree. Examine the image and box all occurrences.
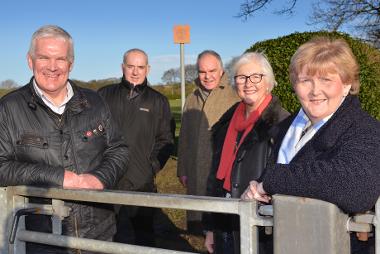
[161,64,198,85]
[311,1,380,48]
[161,68,179,84]
[184,64,197,83]
[237,0,380,48]
[0,79,18,89]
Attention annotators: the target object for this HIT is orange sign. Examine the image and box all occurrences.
[173,25,190,44]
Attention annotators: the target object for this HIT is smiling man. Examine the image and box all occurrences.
[98,48,174,246]
[177,50,240,233]
[0,25,128,253]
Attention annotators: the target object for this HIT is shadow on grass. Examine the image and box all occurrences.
[154,209,205,253]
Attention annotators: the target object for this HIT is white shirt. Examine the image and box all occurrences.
[33,80,74,114]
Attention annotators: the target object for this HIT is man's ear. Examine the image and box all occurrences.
[146,65,151,75]
[27,53,34,71]
[69,61,74,72]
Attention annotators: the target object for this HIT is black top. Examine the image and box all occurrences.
[98,78,174,191]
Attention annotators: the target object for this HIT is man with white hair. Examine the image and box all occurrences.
[0,25,128,253]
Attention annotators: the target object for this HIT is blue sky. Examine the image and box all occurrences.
[1,0,319,85]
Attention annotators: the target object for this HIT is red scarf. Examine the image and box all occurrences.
[216,94,272,191]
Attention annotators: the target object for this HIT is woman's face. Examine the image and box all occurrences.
[294,65,351,124]
[234,61,270,112]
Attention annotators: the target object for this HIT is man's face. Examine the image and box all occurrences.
[27,37,72,97]
[122,51,150,85]
[198,54,224,90]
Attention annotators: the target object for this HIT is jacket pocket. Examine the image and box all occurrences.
[16,133,49,148]
[15,133,49,163]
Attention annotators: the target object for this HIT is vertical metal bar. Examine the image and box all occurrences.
[51,199,64,235]
[376,198,379,254]
[180,43,186,112]
[9,192,27,254]
[0,188,9,254]
[239,200,258,254]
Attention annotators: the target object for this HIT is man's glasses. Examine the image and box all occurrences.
[234,73,265,85]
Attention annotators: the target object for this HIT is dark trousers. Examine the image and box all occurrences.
[351,233,375,254]
[214,229,273,254]
[114,205,156,247]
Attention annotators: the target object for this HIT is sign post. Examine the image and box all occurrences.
[173,25,190,112]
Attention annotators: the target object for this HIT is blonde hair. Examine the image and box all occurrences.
[289,37,360,95]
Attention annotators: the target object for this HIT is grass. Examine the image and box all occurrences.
[154,100,207,253]
[155,158,206,253]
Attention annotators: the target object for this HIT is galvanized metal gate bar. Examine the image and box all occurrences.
[7,186,240,214]
[2,186,378,254]
[5,186,264,254]
[16,230,195,254]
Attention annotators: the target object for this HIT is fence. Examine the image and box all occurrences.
[0,186,378,254]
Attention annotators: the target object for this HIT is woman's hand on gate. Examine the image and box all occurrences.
[241,180,271,203]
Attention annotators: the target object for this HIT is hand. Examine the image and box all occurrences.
[63,170,80,189]
[241,180,271,203]
[77,174,104,190]
[63,170,104,190]
[204,231,214,253]
[179,176,188,187]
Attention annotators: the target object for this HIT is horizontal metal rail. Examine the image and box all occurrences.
[16,230,194,254]
[5,186,378,254]
[7,186,240,214]
[6,186,271,254]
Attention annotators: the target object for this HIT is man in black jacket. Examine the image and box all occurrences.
[98,48,174,246]
[0,25,129,253]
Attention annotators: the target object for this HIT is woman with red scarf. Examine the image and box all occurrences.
[202,52,289,254]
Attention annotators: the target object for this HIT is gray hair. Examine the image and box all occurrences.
[196,50,223,71]
[29,25,74,63]
[123,48,149,65]
[233,52,277,91]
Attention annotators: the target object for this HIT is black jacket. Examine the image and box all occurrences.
[203,96,289,231]
[98,78,174,192]
[263,95,380,214]
[0,78,129,253]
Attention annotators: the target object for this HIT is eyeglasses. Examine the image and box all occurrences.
[234,73,265,85]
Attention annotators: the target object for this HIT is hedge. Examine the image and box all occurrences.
[246,31,380,120]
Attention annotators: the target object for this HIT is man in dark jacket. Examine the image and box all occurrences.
[98,48,174,246]
[0,25,129,253]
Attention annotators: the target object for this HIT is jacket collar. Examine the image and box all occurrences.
[213,95,284,142]
[311,95,357,150]
[27,77,90,115]
[121,76,147,97]
[275,95,359,158]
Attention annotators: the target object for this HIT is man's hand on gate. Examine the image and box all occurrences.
[63,170,104,190]
[77,174,104,189]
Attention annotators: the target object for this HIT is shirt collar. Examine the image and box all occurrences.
[33,79,74,114]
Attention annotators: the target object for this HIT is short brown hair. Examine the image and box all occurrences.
[289,37,360,95]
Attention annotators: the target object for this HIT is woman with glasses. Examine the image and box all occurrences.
[242,37,380,254]
[202,52,289,254]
